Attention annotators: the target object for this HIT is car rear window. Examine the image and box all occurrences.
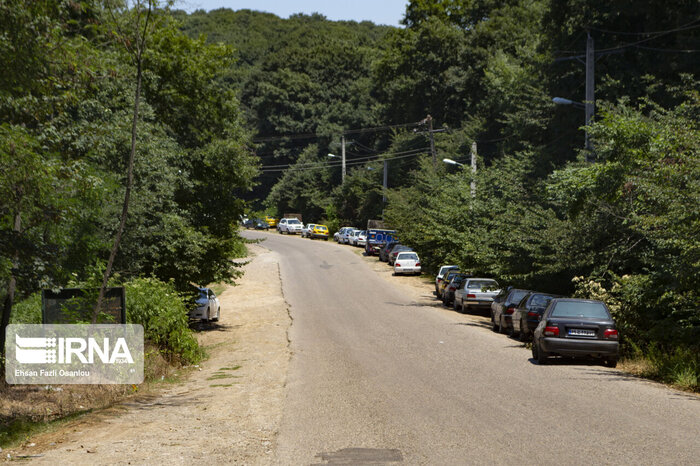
[467,280,498,290]
[530,294,553,307]
[551,301,610,319]
[397,252,418,260]
[508,290,529,304]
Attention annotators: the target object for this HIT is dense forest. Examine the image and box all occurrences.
[1,1,698,387]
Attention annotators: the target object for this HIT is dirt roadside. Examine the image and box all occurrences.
[3,243,291,464]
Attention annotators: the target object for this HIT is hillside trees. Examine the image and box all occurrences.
[1,1,257,341]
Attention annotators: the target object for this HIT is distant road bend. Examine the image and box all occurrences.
[244,231,700,465]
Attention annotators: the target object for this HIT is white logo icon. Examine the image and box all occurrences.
[15,335,57,364]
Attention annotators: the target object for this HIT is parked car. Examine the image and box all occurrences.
[301,223,317,238]
[435,265,459,297]
[355,230,367,247]
[454,278,500,313]
[491,288,531,334]
[190,287,220,322]
[379,241,399,262]
[442,273,471,306]
[278,217,303,234]
[388,245,413,265]
[264,216,277,228]
[340,227,357,244]
[333,227,346,242]
[437,269,462,300]
[512,292,560,341]
[243,218,269,230]
[310,224,329,240]
[394,251,421,275]
[532,298,619,367]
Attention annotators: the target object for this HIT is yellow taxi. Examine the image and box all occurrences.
[264,216,278,228]
[310,224,329,240]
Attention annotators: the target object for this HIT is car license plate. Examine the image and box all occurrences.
[568,329,596,337]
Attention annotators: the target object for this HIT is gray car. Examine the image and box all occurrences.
[453,278,500,313]
[532,298,619,367]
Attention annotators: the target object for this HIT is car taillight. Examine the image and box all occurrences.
[449,285,455,291]
[604,329,618,339]
[544,326,559,337]
[506,306,515,315]
[395,263,401,267]
[467,293,476,298]
[527,311,539,317]
[416,262,420,266]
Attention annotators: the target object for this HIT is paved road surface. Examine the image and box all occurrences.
[244,231,700,465]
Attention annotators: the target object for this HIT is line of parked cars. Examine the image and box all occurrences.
[334,233,422,276]
[277,223,620,368]
[434,265,620,367]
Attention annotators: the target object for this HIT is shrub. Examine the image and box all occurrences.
[10,293,42,324]
[124,277,203,365]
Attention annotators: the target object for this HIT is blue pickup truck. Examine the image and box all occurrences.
[365,228,397,256]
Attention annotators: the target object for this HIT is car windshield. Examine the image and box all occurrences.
[551,301,610,319]
[398,253,418,260]
[288,219,301,224]
[467,280,498,290]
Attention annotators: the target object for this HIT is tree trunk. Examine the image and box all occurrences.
[93,56,144,323]
[1,211,21,358]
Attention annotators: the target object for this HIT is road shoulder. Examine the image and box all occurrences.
[4,244,291,465]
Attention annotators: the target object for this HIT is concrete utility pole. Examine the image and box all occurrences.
[470,141,477,198]
[585,31,595,162]
[383,160,388,204]
[427,115,437,168]
[341,134,346,182]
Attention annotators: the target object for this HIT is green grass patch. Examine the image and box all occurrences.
[206,373,241,381]
[209,383,238,387]
[0,409,92,449]
[218,365,241,371]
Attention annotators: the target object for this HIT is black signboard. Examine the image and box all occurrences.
[42,287,126,324]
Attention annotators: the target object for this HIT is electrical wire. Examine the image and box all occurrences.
[589,19,700,37]
[259,148,430,173]
[252,121,423,143]
[555,19,700,56]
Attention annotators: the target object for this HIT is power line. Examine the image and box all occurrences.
[555,19,700,56]
[259,147,430,173]
[589,18,700,37]
[252,121,423,143]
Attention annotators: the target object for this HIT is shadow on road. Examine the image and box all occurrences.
[190,321,235,332]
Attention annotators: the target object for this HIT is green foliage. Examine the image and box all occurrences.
[125,277,203,365]
[9,293,42,324]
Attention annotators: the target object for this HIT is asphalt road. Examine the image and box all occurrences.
[243,231,700,465]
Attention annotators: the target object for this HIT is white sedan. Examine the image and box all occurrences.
[394,252,421,276]
[190,287,220,322]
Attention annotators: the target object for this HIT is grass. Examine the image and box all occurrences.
[209,383,238,388]
[218,365,241,371]
[0,409,91,449]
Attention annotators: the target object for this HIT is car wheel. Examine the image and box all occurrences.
[534,342,549,365]
[604,358,618,368]
[518,323,528,342]
[491,314,499,332]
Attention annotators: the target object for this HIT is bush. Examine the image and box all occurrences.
[124,277,203,365]
[10,293,42,324]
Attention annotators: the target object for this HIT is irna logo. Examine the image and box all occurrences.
[15,335,134,364]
